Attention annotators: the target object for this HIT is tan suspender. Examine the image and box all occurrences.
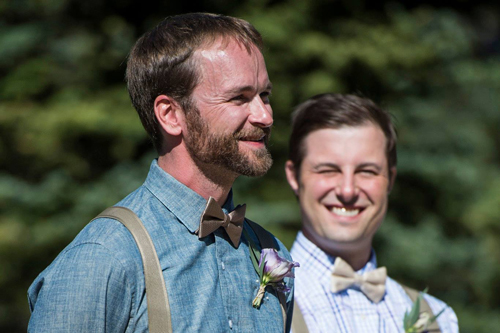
[94,207,287,333]
[291,284,442,333]
[291,301,309,333]
[401,285,442,333]
[92,206,173,333]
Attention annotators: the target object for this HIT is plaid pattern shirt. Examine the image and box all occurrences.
[291,232,459,333]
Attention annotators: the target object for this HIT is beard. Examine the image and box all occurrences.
[184,107,273,178]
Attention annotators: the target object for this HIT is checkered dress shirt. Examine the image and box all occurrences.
[291,232,459,333]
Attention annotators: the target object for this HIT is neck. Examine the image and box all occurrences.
[158,148,237,206]
[302,224,372,271]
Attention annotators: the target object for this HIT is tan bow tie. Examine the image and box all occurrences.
[197,197,246,248]
[331,257,387,303]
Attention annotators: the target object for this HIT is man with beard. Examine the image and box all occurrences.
[28,13,294,332]
[285,94,458,332]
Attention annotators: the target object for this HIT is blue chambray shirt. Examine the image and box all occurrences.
[28,160,294,332]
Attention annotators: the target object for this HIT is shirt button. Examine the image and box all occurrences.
[228,319,233,329]
[221,261,226,270]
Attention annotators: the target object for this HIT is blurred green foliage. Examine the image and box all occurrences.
[1,0,499,331]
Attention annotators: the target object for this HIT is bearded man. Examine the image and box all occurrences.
[28,13,294,332]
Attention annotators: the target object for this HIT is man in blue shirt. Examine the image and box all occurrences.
[28,13,293,332]
[285,94,458,332]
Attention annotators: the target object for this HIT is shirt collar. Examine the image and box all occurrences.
[143,159,235,233]
[357,249,378,274]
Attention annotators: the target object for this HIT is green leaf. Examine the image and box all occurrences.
[403,312,412,330]
[243,229,261,276]
[410,295,421,326]
[429,306,446,324]
[404,292,422,331]
[249,249,259,276]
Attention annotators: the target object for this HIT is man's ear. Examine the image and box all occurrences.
[154,95,184,136]
[388,167,397,193]
[285,160,299,196]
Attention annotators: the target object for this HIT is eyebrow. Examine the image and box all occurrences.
[312,162,339,171]
[312,162,382,171]
[227,82,273,95]
[357,163,383,171]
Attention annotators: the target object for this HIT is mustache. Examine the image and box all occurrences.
[233,127,271,142]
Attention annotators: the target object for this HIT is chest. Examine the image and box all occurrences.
[300,282,408,333]
[130,224,285,333]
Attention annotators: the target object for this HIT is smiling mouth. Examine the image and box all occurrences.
[330,206,363,217]
[235,128,270,144]
[238,134,267,146]
[242,135,265,142]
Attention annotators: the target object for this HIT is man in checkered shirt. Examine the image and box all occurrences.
[285,93,459,333]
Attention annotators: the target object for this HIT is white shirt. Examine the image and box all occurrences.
[291,232,459,333]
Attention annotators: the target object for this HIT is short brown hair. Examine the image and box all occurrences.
[289,93,397,176]
[126,13,264,151]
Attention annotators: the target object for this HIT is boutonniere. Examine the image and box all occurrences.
[404,289,445,333]
[250,248,299,308]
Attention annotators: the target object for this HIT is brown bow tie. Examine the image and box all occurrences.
[197,197,246,248]
[331,257,387,303]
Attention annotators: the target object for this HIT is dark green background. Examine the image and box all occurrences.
[1,0,499,331]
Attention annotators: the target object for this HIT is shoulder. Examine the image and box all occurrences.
[70,214,144,266]
[27,188,158,303]
[27,181,169,331]
[423,293,459,332]
[29,216,144,296]
[27,219,143,332]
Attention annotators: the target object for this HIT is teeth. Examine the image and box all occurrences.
[332,207,359,217]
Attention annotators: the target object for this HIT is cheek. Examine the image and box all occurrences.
[217,106,250,129]
[203,104,229,122]
[363,179,389,199]
[300,176,334,203]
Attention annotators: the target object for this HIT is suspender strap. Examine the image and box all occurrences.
[401,285,442,333]
[246,219,288,333]
[92,206,172,333]
[246,219,275,249]
[291,303,309,333]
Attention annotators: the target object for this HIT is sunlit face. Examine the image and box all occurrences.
[286,124,396,252]
[184,38,273,178]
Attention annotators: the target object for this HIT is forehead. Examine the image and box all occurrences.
[302,124,388,164]
[193,38,267,83]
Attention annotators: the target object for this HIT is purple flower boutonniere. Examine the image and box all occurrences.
[252,248,299,308]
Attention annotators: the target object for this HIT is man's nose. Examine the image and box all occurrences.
[335,174,359,204]
[248,97,273,128]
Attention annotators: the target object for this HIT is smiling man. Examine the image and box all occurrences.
[285,94,458,332]
[27,13,293,332]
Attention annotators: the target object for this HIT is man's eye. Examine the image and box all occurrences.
[317,169,338,174]
[360,169,377,175]
[230,95,246,101]
[260,92,271,104]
